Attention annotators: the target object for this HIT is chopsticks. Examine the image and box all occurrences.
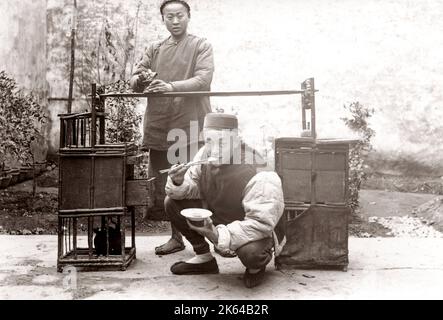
[158,157,217,174]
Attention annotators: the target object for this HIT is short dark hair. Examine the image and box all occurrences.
[160,0,191,16]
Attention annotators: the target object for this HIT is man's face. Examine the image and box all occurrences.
[162,3,190,38]
[204,128,241,166]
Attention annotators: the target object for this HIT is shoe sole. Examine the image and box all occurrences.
[171,261,220,275]
[172,269,220,275]
[155,245,185,256]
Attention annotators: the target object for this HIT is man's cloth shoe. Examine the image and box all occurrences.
[171,258,219,275]
[243,267,266,288]
[155,238,185,255]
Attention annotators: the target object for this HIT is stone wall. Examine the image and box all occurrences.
[0,0,48,100]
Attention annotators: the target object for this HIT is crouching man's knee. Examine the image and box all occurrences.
[236,238,274,270]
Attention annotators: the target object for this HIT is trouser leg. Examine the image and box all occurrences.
[164,196,211,255]
[149,149,184,249]
[236,237,274,270]
[148,149,170,210]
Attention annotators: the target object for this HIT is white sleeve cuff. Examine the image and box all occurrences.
[215,224,231,251]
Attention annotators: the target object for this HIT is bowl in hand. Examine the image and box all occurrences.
[180,208,213,227]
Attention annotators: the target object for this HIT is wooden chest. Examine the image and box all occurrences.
[275,138,352,206]
[275,204,350,270]
[274,137,355,270]
[59,145,134,213]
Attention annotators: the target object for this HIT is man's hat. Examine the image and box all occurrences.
[204,113,238,130]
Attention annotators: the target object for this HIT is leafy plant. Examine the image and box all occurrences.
[0,71,47,172]
[97,80,147,179]
[342,102,375,214]
[97,80,141,144]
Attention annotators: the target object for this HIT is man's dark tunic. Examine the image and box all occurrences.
[131,34,214,151]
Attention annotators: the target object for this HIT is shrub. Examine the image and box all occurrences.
[97,80,147,179]
[341,102,375,214]
[0,71,47,171]
[97,80,142,144]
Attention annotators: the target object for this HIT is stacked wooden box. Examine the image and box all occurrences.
[274,137,354,271]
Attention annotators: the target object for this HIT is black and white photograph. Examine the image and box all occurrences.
[0,0,442,303]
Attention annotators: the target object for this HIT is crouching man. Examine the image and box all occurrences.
[164,113,284,288]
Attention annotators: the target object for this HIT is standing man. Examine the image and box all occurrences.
[130,0,214,255]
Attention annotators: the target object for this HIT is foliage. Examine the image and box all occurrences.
[341,102,375,214]
[97,80,142,144]
[0,71,47,172]
[97,80,147,179]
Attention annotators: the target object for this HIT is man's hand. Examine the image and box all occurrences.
[168,164,188,186]
[135,70,158,88]
[187,218,219,245]
[145,79,173,93]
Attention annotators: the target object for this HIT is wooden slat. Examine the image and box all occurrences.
[59,207,126,214]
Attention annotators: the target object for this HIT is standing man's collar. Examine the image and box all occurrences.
[168,33,189,45]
